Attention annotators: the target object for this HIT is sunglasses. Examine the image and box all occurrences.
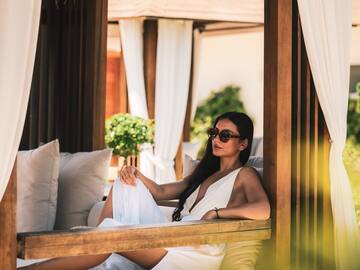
[207,127,241,143]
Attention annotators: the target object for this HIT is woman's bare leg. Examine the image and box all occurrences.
[119,249,167,269]
[18,185,168,270]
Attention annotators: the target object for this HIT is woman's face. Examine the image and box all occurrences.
[211,119,248,158]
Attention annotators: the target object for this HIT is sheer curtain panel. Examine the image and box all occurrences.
[0,0,41,201]
[297,0,360,268]
[154,19,193,183]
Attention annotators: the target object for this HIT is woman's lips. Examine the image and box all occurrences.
[213,144,223,150]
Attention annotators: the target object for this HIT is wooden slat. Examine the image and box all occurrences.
[264,0,292,268]
[312,78,319,269]
[17,219,271,259]
[0,161,17,270]
[300,42,311,269]
[291,11,302,268]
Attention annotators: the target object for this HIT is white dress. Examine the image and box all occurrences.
[92,168,242,270]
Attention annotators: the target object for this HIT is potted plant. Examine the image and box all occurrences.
[105,113,154,167]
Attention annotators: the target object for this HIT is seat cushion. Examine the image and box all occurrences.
[54,149,112,230]
[17,140,60,232]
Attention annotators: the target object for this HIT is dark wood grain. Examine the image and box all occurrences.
[0,161,17,270]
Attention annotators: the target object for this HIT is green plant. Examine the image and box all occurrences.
[343,139,360,228]
[191,85,247,157]
[105,113,154,158]
[347,82,360,144]
[345,82,360,228]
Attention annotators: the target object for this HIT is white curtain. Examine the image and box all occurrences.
[118,19,148,119]
[0,0,41,202]
[154,19,193,183]
[118,19,154,179]
[297,0,360,268]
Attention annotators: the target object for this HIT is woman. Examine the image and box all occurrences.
[20,112,270,270]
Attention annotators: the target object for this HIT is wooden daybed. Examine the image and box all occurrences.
[0,0,334,269]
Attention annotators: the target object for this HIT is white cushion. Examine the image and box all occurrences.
[254,138,263,157]
[17,140,60,232]
[250,137,263,157]
[183,154,199,177]
[246,156,263,168]
[54,149,112,230]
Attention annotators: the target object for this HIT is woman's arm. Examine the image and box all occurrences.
[202,167,270,220]
[120,165,189,201]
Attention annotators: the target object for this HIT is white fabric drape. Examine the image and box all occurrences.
[118,19,148,119]
[118,19,154,179]
[0,0,41,202]
[297,1,360,268]
[154,19,193,183]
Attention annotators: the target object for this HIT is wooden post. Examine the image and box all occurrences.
[264,0,292,268]
[0,160,17,270]
[143,20,157,120]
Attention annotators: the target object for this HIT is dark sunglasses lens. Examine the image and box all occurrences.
[219,130,232,142]
[207,128,218,137]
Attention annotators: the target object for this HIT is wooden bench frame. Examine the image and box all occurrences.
[17,219,271,259]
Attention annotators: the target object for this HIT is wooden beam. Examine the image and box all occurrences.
[17,219,271,259]
[182,30,195,142]
[264,0,292,268]
[0,160,17,270]
[143,20,157,119]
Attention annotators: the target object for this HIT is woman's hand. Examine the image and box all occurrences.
[119,165,141,186]
[201,209,217,220]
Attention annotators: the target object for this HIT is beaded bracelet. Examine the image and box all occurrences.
[214,207,220,219]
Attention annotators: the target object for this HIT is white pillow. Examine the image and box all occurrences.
[182,141,201,160]
[246,156,263,168]
[254,138,263,157]
[54,149,112,230]
[183,154,199,177]
[17,140,60,232]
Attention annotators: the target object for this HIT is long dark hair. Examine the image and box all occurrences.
[172,112,254,221]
